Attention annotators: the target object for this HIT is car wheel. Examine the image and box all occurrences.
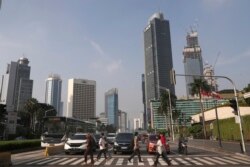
[65,152,69,155]
[113,151,117,154]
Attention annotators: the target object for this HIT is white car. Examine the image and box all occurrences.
[107,133,116,144]
[64,133,97,154]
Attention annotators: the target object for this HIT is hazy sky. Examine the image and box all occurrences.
[0,0,250,120]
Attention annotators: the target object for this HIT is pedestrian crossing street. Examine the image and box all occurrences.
[14,155,250,166]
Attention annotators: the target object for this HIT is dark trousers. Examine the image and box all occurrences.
[154,151,170,165]
[97,149,107,159]
[128,148,142,161]
[84,147,94,164]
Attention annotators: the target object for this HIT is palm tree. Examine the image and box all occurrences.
[23,98,39,133]
[189,78,211,139]
[158,91,177,135]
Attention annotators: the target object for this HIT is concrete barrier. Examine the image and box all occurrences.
[0,152,12,167]
[44,144,64,156]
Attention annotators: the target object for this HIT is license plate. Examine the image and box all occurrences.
[121,147,127,149]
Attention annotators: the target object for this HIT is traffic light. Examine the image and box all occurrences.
[229,99,238,115]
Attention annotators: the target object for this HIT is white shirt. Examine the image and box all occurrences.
[156,139,163,154]
[99,137,106,150]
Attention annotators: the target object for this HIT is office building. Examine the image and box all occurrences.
[66,78,96,121]
[105,88,118,128]
[118,110,127,132]
[133,118,142,131]
[203,62,218,91]
[141,74,147,130]
[45,74,62,116]
[183,30,203,98]
[0,57,33,134]
[144,12,175,127]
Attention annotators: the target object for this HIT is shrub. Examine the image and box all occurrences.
[0,139,40,152]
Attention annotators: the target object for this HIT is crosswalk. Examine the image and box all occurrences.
[14,155,250,166]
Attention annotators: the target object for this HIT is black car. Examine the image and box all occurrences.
[113,132,134,154]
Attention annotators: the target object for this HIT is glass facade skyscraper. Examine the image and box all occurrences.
[105,88,118,128]
[144,12,175,127]
[45,74,62,116]
[183,30,203,98]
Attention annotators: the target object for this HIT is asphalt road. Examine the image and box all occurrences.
[11,142,250,167]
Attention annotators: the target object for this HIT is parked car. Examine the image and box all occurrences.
[113,132,134,154]
[64,133,97,154]
[146,134,171,154]
[107,133,116,144]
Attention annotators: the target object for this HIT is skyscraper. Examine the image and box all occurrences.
[118,110,127,132]
[66,79,96,121]
[0,57,33,112]
[45,74,62,116]
[183,30,203,98]
[0,57,33,134]
[144,12,175,127]
[105,88,118,128]
[141,74,147,130]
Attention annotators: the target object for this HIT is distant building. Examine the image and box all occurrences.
[66,78,96,121]
[105,88,119,128]
[150,100,168,130]
[144,12,175,128]
[45,74,62,116]
[0,57,33,134]
[133,118,142,131]
[141,74,147,130]
[99,112,108,126]
[183,30,203,98]
[118,110,127,132]
[203,62,218,91]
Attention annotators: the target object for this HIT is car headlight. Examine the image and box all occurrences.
[114,142,119,146]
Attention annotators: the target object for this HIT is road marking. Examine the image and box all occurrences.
[69,158,85,165]
[116,158,123,165]
[224,156,250,164]
[94,157,105,165]
[26,157,50,165]
[48,157,69,165]
[147,158,154,165]
[203,157,226,165]
[59,157,77,165]
[37,158,60,165]
[175,157,192,165]
[105,158,115,165]
[194,157,215,165]
[185,157,202,165]
[213,157,239,165]
[232,155,250,162]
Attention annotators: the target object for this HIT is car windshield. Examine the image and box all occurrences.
[149,135,157,141]
[116,133,133,141]
[107,134,116,137]
[70,134,86,140]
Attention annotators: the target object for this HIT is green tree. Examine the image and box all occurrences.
[22,98,39,133]
[189,78,211,139]
[158,91,177,135]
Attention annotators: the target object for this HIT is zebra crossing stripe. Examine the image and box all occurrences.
[127,158,133,165]
[147,158,154,166]
[184,157,202,165]
[158,159,168,165]
[223,156,250,165]
[194,157,215,165]
[59,158,78,165]
[26,157,50,165]
[37,158,60,165]
[170,159,179,166]
[69,158,85,165]
[116,158,123,165]
[94,158,105,165]
[105,158,115,165]
[232,156,250,163]
[176,157,192,165]
[213,157,239,165]
[203,157,226,165]
[48,158,69,165]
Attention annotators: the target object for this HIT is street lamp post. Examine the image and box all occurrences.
[158,86,175,142]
